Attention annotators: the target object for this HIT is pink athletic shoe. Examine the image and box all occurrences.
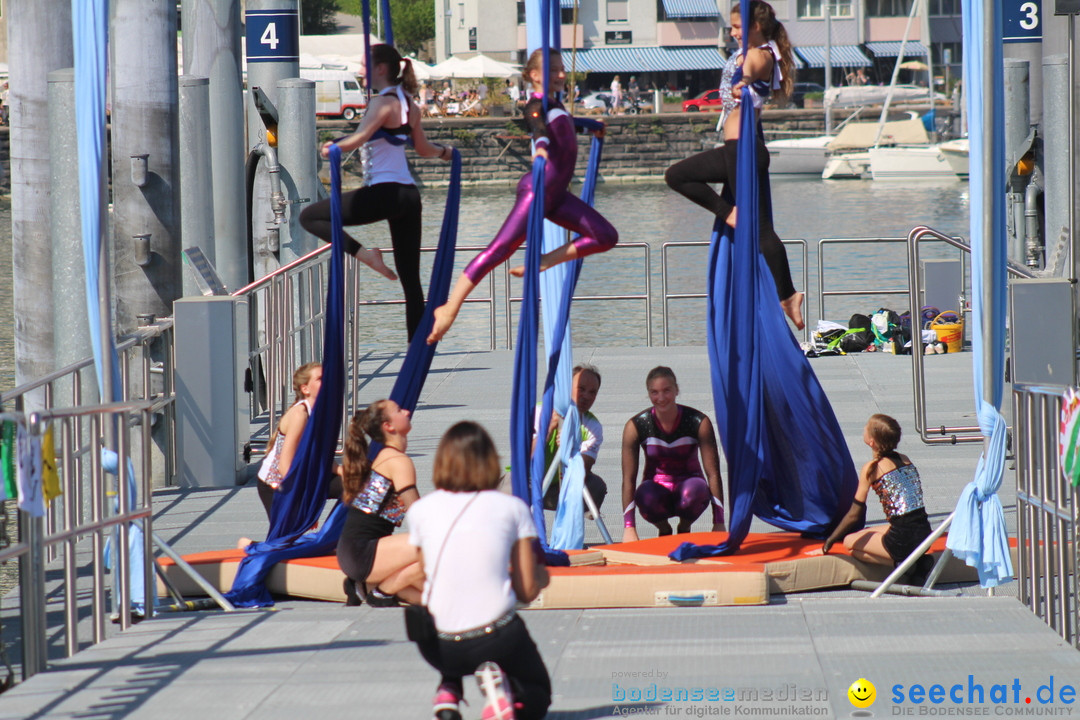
[476,662,515,720]
[432,682,463,720]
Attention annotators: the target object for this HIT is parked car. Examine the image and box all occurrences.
[580,91,614,111]
[299,68,368,120]
[682,89,722,112]
[788,82,825,109]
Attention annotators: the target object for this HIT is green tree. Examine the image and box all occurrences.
[302,0,340,34]
[338,0,434,55]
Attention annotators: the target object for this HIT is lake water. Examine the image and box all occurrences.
[0,176,971,392]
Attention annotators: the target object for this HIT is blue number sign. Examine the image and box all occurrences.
[246,9,300,63]
[1004,0,1043,43]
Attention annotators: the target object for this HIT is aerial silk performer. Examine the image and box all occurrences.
[671,0,857,560]
[226,142,462,607]
[944,0,1012,587]
[74,0,151,614]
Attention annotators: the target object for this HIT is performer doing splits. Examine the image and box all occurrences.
[621,366,726,543]
[663,0,805,330]
[427,48,617,344]
[300,44,454,341]
[817,414,934,585]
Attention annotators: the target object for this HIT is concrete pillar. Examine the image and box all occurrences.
[1042,55,1071,277]
[48,69,93,387]
[109,0,182,334]
[179,75,215,298]
[8,0,72,398]
[276,78,319,267]
[182,0,247,293]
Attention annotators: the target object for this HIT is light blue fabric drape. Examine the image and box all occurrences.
[944,0,1013,587]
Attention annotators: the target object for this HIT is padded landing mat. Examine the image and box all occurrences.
[594,532,990,594]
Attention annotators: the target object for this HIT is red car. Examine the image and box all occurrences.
[682,89,722,112]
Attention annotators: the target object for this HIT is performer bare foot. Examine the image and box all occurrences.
[782,291,805,330]
[356,246,398,281]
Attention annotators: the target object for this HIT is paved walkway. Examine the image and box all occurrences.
[2,346,1074,720]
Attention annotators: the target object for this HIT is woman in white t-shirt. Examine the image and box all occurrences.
[407,421,551,720]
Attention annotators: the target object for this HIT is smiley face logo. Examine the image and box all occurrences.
[848,678,876,708]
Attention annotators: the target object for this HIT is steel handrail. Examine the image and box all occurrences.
[661,239,809,345]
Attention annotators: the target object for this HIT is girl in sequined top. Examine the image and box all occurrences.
[427,48,617,345]
[299,44,453,341]
[664,1,805,331]
[820,414,933,580]
[336,398,423,607]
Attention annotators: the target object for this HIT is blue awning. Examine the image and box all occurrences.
[863,41,929,57]
[570,46,726,73]
[661,0,721,18]
[794,45,872,68]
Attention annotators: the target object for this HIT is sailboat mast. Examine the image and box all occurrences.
[873,0,921,147]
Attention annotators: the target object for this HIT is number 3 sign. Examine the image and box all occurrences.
[1004,0,1043,43]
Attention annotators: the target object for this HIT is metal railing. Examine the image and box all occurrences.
[1014,383,1078,646]
[235,243,496,448]
[906,226,1036,444]
[661,239,809,345]
[0,401,158,680]
[504,241,653,348]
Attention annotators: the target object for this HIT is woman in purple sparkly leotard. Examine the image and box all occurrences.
[427,49,617,344]
[620,366,726,543]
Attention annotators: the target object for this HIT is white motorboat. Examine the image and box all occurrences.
[820,117,930,179]
[866,137,969,181]
[766,135,834,175]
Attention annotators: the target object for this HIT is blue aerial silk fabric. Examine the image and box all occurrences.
[226,148,463,607]
[362,0,374,94]
[548,129,604,550]
[74,0,147,610]
[379,0,394,48]
[670,2,857,560]
[945,0,1013,587]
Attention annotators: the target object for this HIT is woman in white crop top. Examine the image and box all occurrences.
[664,1,806,331]
[299,43,453,342]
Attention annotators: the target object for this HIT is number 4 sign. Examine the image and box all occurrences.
[1004,0,1042,43]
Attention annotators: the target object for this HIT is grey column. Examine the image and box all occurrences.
[48,69,93,386]
[246,0,300,281]
[179,75,215,298]
[276,78,319,267]
[1004,59,1030,266]
[110,0,182,334]
[182,0,247,293]
[9,0,72,397]
[1042,55,1071,277]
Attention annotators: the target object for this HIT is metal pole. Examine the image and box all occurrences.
[9,0,72,403]
[1043,55,1070,276]
[1070,15,1077,282]
[824,0,832,136]
[182,0,247,293]
[48,69,94,396]
[1004,59,1031,265]
[110,0,182,334]
[179,75,215,298]
[276,78,319,267]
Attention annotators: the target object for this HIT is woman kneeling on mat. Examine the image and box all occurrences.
[621,366,726,543]
[427,48,617,345]
[336,399,424,607]
[818,414,934,585]
[407,421,551,720]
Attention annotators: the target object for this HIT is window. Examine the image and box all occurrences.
[797,0,854,19]
[865,0,914,17]
[928,0,960,15]
[607,0,628,23]
[517,1,526,24]
[458,3,465,28]
[518,2,576,25]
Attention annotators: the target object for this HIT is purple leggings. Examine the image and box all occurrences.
[635,477,711,525]
[462,176,618,283]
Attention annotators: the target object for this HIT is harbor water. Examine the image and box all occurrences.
[0,176,969,391]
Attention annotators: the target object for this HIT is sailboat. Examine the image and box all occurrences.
[826,0,968,181]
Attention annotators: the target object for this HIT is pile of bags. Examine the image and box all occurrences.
[804,307,952,357]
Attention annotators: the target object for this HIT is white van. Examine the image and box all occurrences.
[299,68,367,121]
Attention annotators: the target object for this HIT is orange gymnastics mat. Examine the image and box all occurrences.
[156,532,998,609]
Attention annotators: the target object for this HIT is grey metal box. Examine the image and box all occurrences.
[174,296,250,487]
[920,258,964,314]
[1009,278,1076,387]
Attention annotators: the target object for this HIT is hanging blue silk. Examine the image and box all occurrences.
[945,0,1013,587]
[362,0,374,95]
[226,149,463,607]
[379,0,394,48]
[549,130,603,550]
[670,4,856,560]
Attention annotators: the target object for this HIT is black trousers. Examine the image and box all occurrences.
[299,182,425,340]
[417,615,551,720]
[665,139,797,300]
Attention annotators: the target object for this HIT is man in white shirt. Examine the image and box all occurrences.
[541,364,606,512]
